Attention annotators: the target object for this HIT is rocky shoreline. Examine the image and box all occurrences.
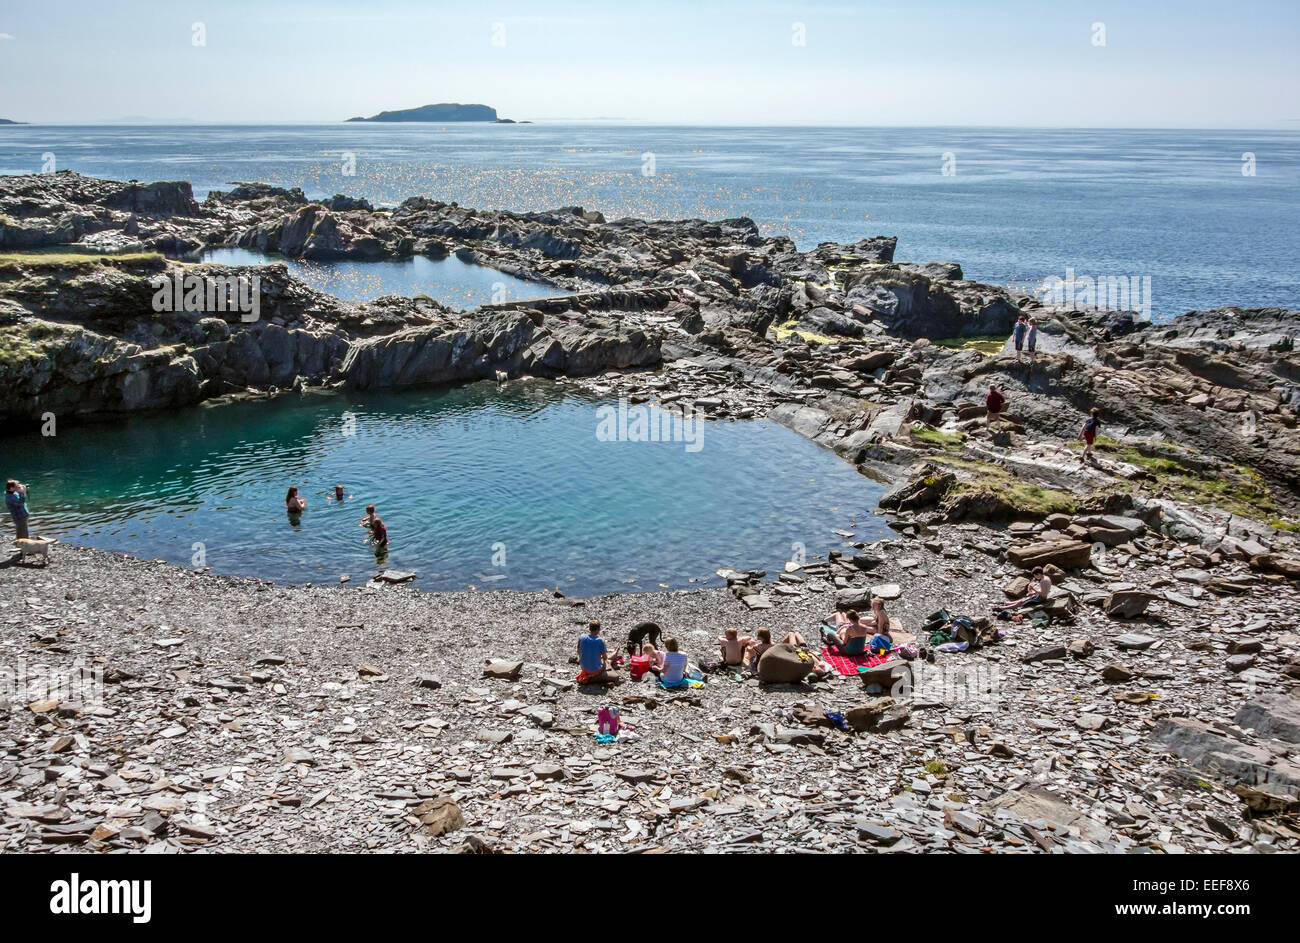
[2,171,1299,853]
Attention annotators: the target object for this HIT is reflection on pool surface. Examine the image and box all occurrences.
[202,248,564,309]
[5,383,890,594]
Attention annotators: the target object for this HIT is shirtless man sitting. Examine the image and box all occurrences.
[718,627,754,666]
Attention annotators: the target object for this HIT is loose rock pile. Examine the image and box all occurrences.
[1,508,1296,854]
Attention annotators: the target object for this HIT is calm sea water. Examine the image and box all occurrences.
[3,383,888,594]
[2,124,1297,319]
[202,247,563,308]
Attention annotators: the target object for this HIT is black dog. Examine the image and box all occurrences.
[626,621,663,653]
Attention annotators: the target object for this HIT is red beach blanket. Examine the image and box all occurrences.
[821,648,892,676]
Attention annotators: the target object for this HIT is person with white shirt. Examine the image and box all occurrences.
[660,636,688,686]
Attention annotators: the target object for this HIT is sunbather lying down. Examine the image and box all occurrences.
[755,642,831,683]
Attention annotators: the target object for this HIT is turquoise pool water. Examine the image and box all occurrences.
[201,247,563,309]
[4,384,889,594]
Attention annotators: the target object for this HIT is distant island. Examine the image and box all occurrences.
[0,118,27,125]
[345,103,515,123]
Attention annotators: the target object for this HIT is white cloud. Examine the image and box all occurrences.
[0,33,14,40]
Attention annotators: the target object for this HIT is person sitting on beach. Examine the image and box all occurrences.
[873,597,896,651]
[718,627,753,666]
[577,620,619,685]
[746,628,774,672]
[285,486,306,513]
[1004,566,1052,611]
[756,641,832,683]
[642,642,665,678]
[329,484,350,502]
[825,608,873,655]
[6,479,30,540]
[358,504,378,529]
[660,636,688,686]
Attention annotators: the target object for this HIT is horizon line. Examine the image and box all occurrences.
[3,120,1299,132]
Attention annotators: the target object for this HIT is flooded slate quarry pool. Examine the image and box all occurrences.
[6,383,890,594]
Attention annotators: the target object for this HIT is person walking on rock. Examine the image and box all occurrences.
[985,384,1006,427]
[6,479,30,540]
[1079,407,1102,463]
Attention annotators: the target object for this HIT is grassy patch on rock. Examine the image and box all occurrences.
[910,425,964,452]
[0,248,165,278]
[933,336,1006,356]
[933,455,1078,518]
[772,319,835,345]
[1080,437,1288,524]
[0,321,78,368]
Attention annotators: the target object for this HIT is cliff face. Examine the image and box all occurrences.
[345,103,499,122]
[0,255,662,417]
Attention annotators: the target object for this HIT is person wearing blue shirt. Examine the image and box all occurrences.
[1012,315,1028,364]
[577,620,619,685]
[5,480,29,540]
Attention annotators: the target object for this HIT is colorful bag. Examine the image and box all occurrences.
[597,706,621,736]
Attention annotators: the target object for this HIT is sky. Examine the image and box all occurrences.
[0,0,1297,127]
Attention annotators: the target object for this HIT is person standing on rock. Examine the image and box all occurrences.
[6,479,30,540]
[1079,407,1101,463]
[1012,315,1029,363]
[1026,317,1040,364]
[985,384,1006,427]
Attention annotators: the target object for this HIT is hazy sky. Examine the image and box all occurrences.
[1,0,1297,126]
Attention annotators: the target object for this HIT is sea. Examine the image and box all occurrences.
[2,123,1297,320]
